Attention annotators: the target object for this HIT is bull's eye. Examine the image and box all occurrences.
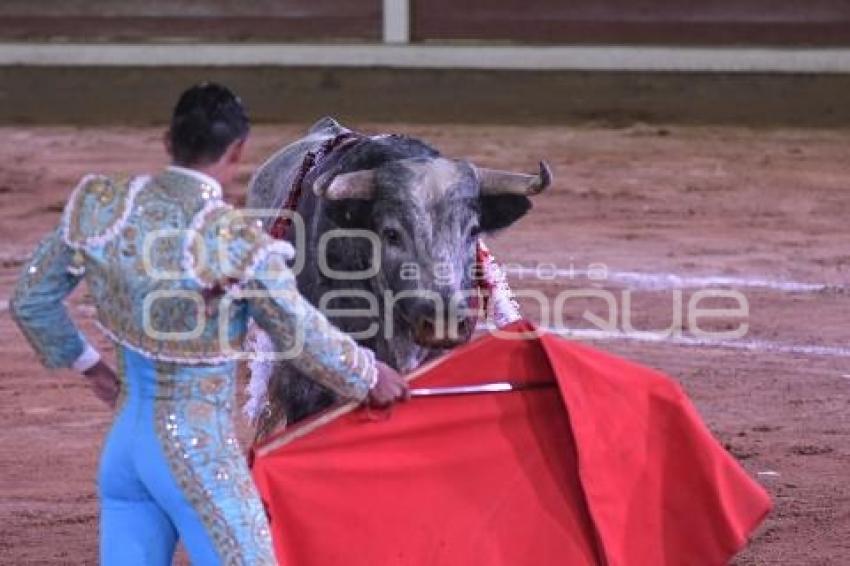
[382,227,403,247]
[469,224,481,238]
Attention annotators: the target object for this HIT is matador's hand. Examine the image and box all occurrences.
[83,361,120,409]
[367,361,410,408]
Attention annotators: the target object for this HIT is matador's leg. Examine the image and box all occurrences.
[99,398,178,565]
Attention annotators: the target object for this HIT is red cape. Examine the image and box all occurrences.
[252,321,770,565]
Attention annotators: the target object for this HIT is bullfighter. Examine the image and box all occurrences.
[10,82,408,565]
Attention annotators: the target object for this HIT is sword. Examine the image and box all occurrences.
[409,381,554,398]
[256,381,558,455]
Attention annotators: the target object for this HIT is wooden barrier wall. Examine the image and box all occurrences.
[1,0,847,45]
[412,0,850,46]
[0,0,382,42]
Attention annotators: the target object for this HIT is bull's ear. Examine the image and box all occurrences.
[324,199,374,229]
[479,194,532,233]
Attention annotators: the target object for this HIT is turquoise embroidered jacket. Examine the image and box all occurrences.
[11,168,376,399]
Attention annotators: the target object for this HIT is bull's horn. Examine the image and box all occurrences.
[476,160,552,196]
[314,169,377,200]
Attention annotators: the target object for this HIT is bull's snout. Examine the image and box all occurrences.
[409,300,475,348]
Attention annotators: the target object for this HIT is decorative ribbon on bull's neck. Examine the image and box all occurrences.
[243,130,521,423]
[268,131,361,240]
[475,240,521,326]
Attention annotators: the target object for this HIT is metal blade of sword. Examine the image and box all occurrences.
[256,381,558,455]
[409,381,555,398]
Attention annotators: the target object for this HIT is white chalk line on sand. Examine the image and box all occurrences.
[505,266,836,293]
[548,327,850,358]
[477,323,850,359]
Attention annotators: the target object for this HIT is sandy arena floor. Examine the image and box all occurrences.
[0,123,848,564]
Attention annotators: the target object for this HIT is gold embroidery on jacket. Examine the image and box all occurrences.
[115,347,128,412]
[64,176,133,248]
[84,173,250,363]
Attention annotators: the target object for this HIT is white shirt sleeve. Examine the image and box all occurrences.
[72,343,101,373]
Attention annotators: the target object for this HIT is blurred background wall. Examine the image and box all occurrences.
[0,0,848,125]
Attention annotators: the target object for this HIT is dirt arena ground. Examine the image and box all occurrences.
[0,122,848,565]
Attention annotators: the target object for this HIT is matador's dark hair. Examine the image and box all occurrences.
[168,82,250,166]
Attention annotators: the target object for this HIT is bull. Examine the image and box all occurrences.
[246,117,551,434]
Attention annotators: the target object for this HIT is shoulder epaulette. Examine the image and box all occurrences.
[183,203,295,289]
[61,174,148,250]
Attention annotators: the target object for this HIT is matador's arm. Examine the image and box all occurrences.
[243,247,377,401]
[187,205,377,401]
[10,228,100,371]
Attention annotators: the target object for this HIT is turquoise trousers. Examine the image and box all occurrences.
[97,347,275,565]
